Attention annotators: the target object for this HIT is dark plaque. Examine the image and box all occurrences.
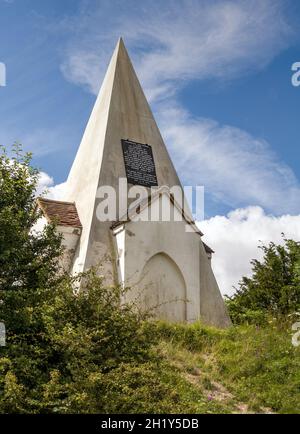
[121,139,158,187]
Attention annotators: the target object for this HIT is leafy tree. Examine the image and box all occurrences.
[0,144,62,292]
[0,145,163,413]
[226,237,300,324]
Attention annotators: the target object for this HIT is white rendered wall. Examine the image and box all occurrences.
[116,195,201,322]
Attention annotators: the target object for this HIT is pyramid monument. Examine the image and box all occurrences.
[37,38,231,327]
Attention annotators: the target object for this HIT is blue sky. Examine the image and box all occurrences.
[1,0,300,293]
[1,0,300,216]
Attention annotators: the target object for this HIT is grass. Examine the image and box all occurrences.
[144,320,300,413]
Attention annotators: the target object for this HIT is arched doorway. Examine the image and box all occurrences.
[139,252,187,322]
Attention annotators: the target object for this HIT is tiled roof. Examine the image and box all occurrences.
[36,198,82,228]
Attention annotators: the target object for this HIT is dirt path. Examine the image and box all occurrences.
[169,351,274,414]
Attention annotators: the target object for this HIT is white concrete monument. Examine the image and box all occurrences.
[37,38,231,327]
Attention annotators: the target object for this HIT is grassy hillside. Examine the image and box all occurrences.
[120,320,300,414]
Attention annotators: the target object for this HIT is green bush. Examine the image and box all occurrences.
[0,145,162,413]
[0,270,161,413]
[226,237,300,324]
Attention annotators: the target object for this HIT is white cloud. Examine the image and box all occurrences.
[60,0,292,100]
[199,206,300,296]
[159,104,300,214]
[56,0,300,215]
[36,171,54,196]
[36,171,66,200]
[46,181,67,200]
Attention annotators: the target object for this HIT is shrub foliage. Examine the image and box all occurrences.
[226,238,300,324]
[0,146,165,413]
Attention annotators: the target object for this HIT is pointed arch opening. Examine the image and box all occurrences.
[138,252,187,322]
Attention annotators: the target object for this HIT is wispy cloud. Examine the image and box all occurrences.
[159,104,300,214]
[200,206,300,295]
[0,124,78,159]
[57,0,299,214]
[60,0,293,100]
[21,128,68,158]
